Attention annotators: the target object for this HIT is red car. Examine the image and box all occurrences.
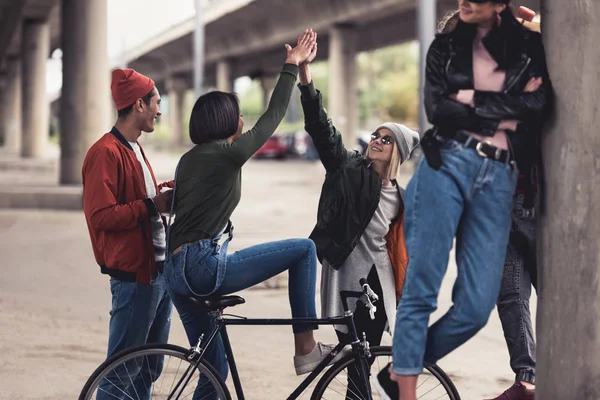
[254,135,289,159]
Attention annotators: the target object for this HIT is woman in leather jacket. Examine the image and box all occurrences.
[297,35,420,398]
[386,1,552,399]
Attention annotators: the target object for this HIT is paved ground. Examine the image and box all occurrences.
[0,148,537,399]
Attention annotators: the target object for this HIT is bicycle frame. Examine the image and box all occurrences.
[191,310,373,400]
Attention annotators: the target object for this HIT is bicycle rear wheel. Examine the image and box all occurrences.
[311,346,460,400]
[79,343,230,400]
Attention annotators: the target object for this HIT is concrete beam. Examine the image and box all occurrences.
[0,1,25,63]
[124,0,415,82]
[147,7,422,84]
[216,59,233,92]
[536,0,600,398]
[21,20,50,158]
[260,74,278,111]
[328,24,357,149]
[1,57,22,153]
[418,0,436,136]
[165,76,187,146]
[59,0,109,185]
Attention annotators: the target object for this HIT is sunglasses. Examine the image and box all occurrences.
[370,131,394,145]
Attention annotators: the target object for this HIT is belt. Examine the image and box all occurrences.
[453,131,512,164]
[171,221,234,255]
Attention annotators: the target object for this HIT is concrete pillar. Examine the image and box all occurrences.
[328,24,357,149]
[21,20,50,158]
[286,88,300,123]
[417,0,436,136]
[0,77,5,145]
[60,0,110,185]
[260,74,278,110]
[193,0,205,98]
[216,59,233,92]
[537,1,600,399]
[166,76,187,146]
[1,57,22,153]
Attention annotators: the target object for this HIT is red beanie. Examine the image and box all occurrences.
[111,68,155,111]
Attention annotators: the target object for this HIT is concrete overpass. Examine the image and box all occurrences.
[0,0,109,185]
[120,0,539,147]
[0,0,540,185]
[0,0,60,158]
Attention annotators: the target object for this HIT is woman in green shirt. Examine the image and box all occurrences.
[162,30,338,397]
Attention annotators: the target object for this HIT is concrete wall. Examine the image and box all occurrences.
[537,1,600,398]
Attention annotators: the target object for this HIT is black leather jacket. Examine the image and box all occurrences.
[299,83,404,269]
[423,18,553,208]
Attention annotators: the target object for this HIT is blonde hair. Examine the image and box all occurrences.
[365,141,402,181]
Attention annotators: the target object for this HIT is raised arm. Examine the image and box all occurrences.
[298,43,353,172]
[226,30,316,164]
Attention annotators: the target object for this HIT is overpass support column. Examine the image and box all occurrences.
[1,57,22,153]
[329,24,357,149]
[260,74,278,110]
[537,1,600,398]
[60,0,110,185]
[417,0,436,136]
[166,76,187,146]
[216,60,233,92]
[21,20,50,159]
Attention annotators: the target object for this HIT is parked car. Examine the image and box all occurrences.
[292,130,318,160]
[291,129,373,160]
[254,134,290,159]
[255,129,383,161]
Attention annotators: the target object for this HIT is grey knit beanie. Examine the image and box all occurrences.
[374,122,420,165]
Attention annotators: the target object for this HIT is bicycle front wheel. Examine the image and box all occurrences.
[311,346,460,400]
[79,343,231,400]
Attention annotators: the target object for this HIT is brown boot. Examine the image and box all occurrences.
[484,382,534,400]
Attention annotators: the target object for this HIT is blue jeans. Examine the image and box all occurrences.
[392,139,518,375]
[163,238,318,399]
[97,275,173,400]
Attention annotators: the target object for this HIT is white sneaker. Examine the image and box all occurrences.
[293,342,348,376]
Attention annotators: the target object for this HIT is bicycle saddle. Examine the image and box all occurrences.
[186,295,246,311]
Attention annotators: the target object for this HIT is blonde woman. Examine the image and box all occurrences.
[297,40,420,399]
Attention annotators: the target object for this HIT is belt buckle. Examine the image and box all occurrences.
[494,148,503,161]
[475,140,491,158]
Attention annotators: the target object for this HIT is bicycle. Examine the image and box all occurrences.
[79,279,460,399]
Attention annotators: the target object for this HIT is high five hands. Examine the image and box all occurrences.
[285,29,317,66]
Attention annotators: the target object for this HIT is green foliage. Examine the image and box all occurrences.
[357,42,419,128]
[238,79,264,124]
[235,42,420,131]
[149,42,420,150]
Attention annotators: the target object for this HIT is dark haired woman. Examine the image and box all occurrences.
[162,30,339,397]
[379,1,552,399]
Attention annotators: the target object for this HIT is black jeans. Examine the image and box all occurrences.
[497,194,537,384]
[336,266,388,400]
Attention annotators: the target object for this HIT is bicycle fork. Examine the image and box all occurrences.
[347,311,374,399]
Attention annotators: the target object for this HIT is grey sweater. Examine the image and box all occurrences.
[321,184,400,334]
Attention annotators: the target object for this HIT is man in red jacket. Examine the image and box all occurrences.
[82,68,175,399]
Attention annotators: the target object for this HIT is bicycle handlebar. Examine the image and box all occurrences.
[340,277,380,321]
[358,279,379,320]
[361,279,379,303]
